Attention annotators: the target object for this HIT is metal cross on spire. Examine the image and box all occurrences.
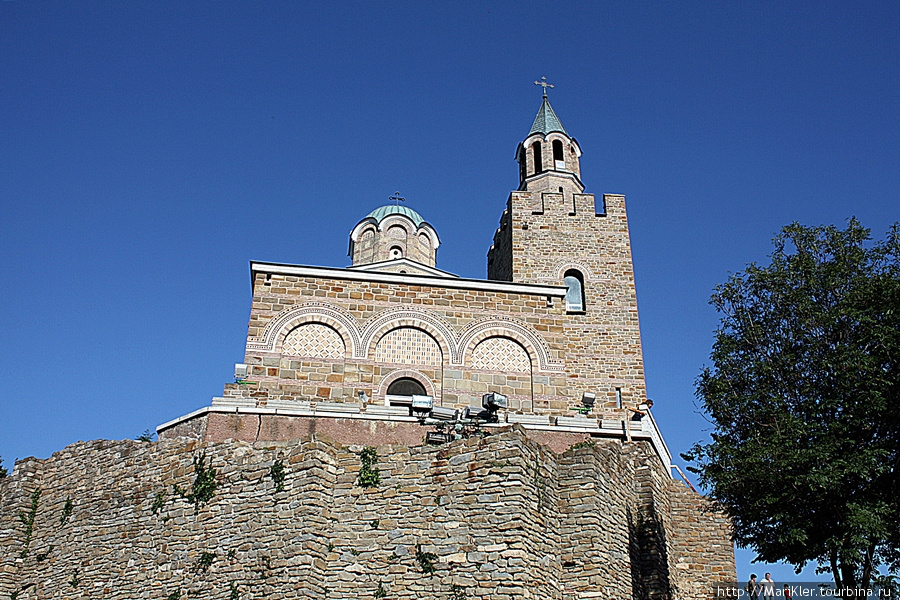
[389,191,406,206]
[534,76,554,98]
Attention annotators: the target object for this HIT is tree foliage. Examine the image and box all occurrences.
[684,219,900,588]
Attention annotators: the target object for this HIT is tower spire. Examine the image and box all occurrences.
[528,95,568,136]
[515,80,581,191]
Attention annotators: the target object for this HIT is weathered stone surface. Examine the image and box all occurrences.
[0,429,732,599]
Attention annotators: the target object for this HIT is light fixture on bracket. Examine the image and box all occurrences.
[581,392,595,410]
[421,394,507,445]
[423,405,462,445]
[481,392,508,423]
[630,399,653,420]
[429,406,459,421]
[425,430,453,445]
[571,391,595,416]
[411,395,434,420]
[463,405,488,421]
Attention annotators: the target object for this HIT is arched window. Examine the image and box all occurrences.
[389,246,403,259]
[387,378,426,396]
[385,376,429,410]
[552,140,564,169]
[564,270,586,313]
[532,141,542,174]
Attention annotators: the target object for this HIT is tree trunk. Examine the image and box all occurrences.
[831,549,842,589]
[860,540,876,589]
[839,554,857,589]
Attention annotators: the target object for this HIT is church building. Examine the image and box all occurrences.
[159,87,663,458]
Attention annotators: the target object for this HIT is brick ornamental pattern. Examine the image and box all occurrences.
[237,282,574,413]
[374,327,443,366]
[283,323,345,359]
[470,336,530,372]
[0,428,734,600]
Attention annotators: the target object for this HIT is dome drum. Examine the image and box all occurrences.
[349,205,440,268]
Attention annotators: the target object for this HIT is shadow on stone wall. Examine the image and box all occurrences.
[628,504,674,600]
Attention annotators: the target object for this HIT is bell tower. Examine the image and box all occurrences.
[487,80,648,411]
[516,78,584,201]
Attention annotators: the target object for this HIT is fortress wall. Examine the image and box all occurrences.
[0,429,732,600]
[666,480,737,598]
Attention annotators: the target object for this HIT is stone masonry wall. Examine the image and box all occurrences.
[666,481,736,598]
[0,429,732,600]
[488,188,648,412]
[242,274,582,416]
[351,219,436,268]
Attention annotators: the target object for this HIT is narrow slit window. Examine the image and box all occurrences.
[532,142,542,174]
[553,140,564,169]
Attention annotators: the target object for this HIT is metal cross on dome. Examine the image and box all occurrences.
[389,192,405,206]
[534,76,554,98]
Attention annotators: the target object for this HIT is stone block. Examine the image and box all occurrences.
[556,416,599,429]
[315,402,361,414]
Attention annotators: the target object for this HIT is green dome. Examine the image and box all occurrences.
[365,205,426,228]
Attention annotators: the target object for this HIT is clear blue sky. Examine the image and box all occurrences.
[1,1,897,583]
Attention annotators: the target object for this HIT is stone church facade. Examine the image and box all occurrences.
[0,92,735,600]
[159,92,656,449]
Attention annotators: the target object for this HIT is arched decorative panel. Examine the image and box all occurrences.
[387,224,407,238]
[374,327,442,366]
[248,302,360,356]
[470,337,531,372]
[282,323,345,359]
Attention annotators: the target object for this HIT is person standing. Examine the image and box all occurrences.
[746,574,760,600]
[762,573,775,600]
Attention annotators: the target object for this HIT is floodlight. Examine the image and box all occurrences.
[412,395,434,411]
[581,392,596,409]
[425,431,452,445]
[482,392,508,412]
[429,406,459,421]
[234,363,249,380]
[479,392,508,423]
[411,395,434,418]
[463,406,489,421]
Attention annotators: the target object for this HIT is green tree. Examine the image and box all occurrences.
[136,429,156,442]
[684,219,900,589]
[0,456,7,478]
